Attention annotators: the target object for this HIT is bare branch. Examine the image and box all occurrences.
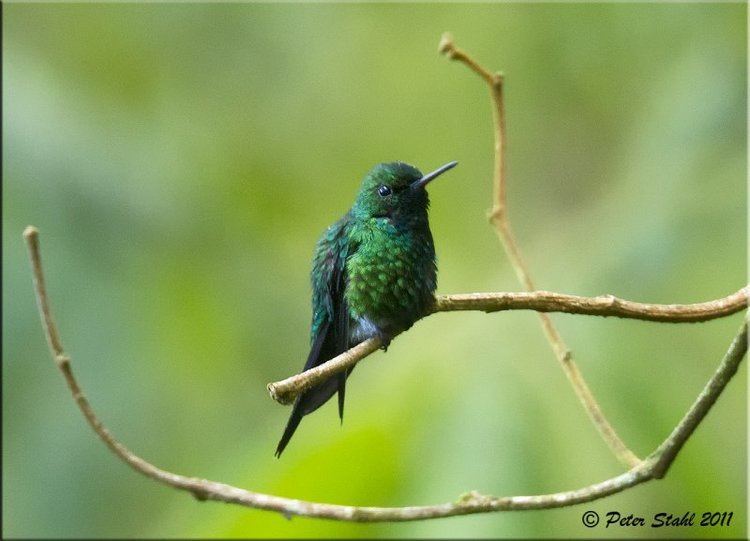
[24,226,65,358]
[24,225,747,521]
[271,34,748,470]
[269,287,748,405]
[439,32,643,467]
[268,337,382,405]
[650,319,748,478]
[434,288,748,322]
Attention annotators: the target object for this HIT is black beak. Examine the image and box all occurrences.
[411,161,458,190]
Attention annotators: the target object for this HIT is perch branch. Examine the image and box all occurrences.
[439,32,643,467]
[434,288,748,321]
[269,337,383,405]
[24,225,747,521]
[268,287,748,405]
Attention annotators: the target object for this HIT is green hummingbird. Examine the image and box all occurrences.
[275,160,458,457]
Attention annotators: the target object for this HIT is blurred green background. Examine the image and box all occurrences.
[4,3,746,539]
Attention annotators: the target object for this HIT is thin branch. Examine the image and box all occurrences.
[439,32,644,468]
[435,288,748,321]
[650,319,748,478]
[25,225,65,357]
[24,225,747,521]
[268,337,383,405]
[269,287,748,405]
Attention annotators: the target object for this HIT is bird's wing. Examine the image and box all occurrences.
[307,214,353,369]
[275,215,356,457]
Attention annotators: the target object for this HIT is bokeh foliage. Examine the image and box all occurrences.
[4,3,746,538]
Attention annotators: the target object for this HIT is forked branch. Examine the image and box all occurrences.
[24,226,747,521]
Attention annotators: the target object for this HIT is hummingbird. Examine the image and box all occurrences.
[275,160,458,457]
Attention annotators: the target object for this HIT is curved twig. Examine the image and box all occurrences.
[268,288,748,405]
[440,32,639,467]
[434,289,748,322]
[24,225,747,521]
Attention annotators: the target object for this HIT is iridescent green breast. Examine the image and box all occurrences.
[345,217,436,333]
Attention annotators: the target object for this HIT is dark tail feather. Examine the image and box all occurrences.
[337,373,346,423]
[336,365,357,422]
[275,322,331,457]
[275,374,342,457]
[275,320,356,457]
[275,400,304,458]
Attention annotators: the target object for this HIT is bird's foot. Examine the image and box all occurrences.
[377,331,394,352]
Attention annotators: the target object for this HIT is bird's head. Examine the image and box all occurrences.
[353,161,457,221]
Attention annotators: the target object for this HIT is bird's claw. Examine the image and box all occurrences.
[377,331,393,352]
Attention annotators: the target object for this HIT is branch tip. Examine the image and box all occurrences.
[23,225,39,240]
[267,382,293,405]
[438,32,456,57]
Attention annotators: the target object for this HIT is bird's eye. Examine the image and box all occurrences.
[378,185,392,197]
